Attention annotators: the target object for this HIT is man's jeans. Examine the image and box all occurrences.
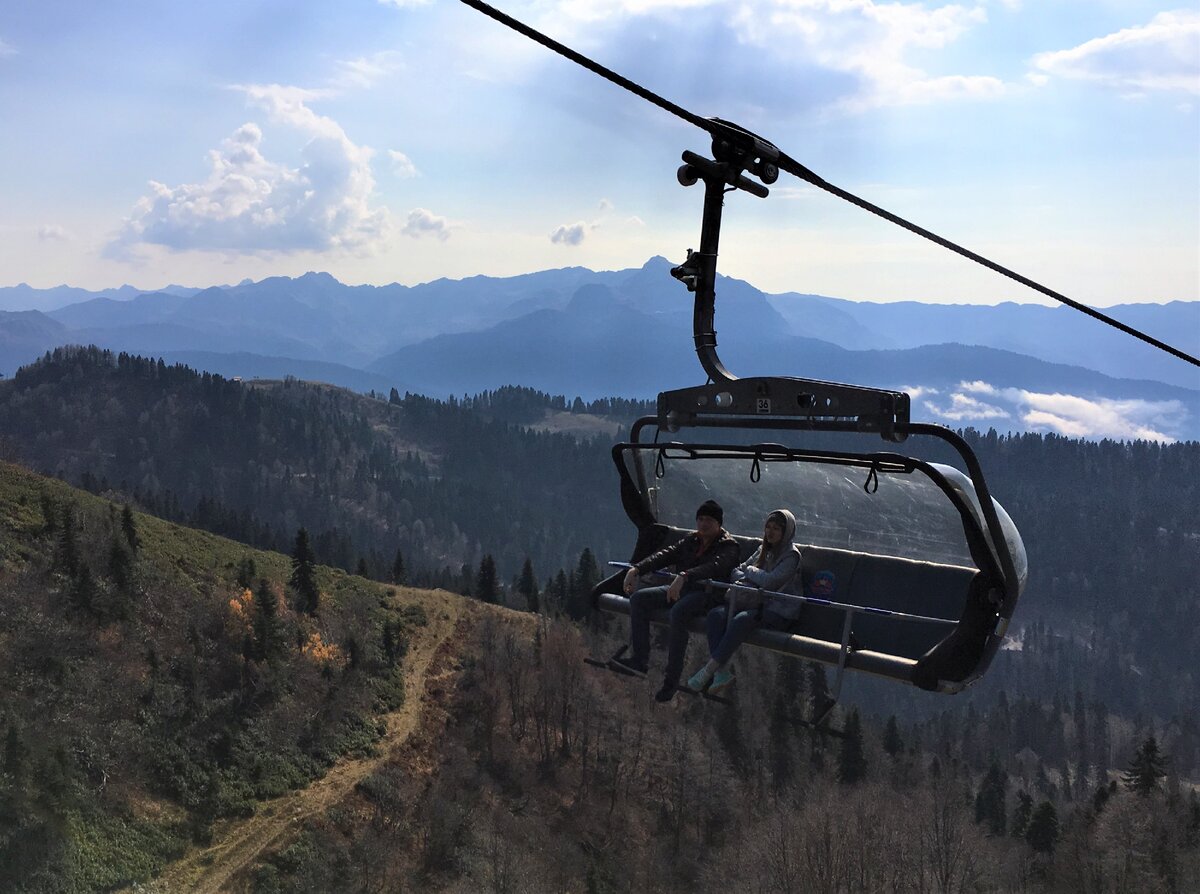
[628,584,710,684]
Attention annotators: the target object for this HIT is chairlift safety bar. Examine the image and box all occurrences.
[608,561,958,626]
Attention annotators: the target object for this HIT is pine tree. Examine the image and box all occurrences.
[475,555,499,603]
[547,570,569,615]
[57,502,79,578]
[236,556,257,590]
[1010,790,1033,839]
[567,548,600,620]
[382,619,406,666]
[837,708,867,784]
[517,558,540,613]
[1123,736,1167,796]
[391,548,407,585]
[70,564,98,613]
[252,579,281,661]
[974,759,1008,836]
[107,540,134,613]
[289,527,320,614]
[1025,801,1059,854]
[883,715,904,758]
[356,556,370,578]
[121,504,140,553]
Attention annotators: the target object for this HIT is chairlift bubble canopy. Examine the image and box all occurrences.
[594,418,1028,694]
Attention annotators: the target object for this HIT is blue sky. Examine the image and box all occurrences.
[0,0,1197,305]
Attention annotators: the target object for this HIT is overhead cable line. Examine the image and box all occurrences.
[458,0,1199,369]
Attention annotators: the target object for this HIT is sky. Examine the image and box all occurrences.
[0,0,1197,305]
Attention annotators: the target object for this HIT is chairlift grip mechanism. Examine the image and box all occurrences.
[668,122,910,443]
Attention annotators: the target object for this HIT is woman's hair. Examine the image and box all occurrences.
[754,543,774,568]
[755,510,792,568]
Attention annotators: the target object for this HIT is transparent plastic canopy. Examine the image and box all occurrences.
[629,447,984,568]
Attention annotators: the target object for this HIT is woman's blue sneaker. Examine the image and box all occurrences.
[687,666,714,691]
[709,669,735,692]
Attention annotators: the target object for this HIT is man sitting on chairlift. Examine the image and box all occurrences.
[615,499,741,702]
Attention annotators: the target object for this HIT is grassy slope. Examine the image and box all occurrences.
[0,460,453,893]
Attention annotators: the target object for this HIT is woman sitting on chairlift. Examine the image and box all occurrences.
[688,508,803,693]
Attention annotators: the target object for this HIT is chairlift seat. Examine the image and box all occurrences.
[594,523,982,692]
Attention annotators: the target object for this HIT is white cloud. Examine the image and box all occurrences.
[389,150,419,178]
[959,380,997,395]
[902,384,941,400]
[0,37,16,56]
[550,221,589,245]
[107,86,390,258]
[402,207,452,240]
[378,0,431,7]
[1031,10,1200,95]
[925,391,1010,421]
[1015,391,1182,442]
[332,51,405,89]
[550,197,625,245]
[524,0,1004,112]
[728,0,1004,109]
[919,379,1185,442]
[37,224,72,242]
[554,0,722,23]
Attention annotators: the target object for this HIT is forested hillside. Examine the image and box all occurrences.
[0,461,440,891]
[0,347,630,586]
[227,606,1200,892]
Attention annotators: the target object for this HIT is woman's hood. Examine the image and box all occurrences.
[768,508,797,546]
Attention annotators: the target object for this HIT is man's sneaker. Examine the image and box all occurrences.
[610,655,648,677]
[654,680,678,703]
[686,665,714,691]
[709,669,735,692]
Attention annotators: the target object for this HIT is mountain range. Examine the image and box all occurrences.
[2,258,1197,439]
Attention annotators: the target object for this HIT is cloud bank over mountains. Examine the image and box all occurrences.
[917,380,1187,443]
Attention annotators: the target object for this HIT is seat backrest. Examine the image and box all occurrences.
[795,544,977,660]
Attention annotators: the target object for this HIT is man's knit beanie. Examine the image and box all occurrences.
[696,499,724,526]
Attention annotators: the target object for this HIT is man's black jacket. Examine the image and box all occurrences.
[632,530,741,584]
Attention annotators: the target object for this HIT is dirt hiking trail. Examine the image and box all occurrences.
[130,588,471,893]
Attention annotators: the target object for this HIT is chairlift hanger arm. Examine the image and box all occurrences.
[456,0,1199,369]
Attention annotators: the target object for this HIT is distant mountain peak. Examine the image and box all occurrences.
[565,283,616,314]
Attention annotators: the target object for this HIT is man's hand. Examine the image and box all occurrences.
[667,573,686,603]
[623,567,639,595]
